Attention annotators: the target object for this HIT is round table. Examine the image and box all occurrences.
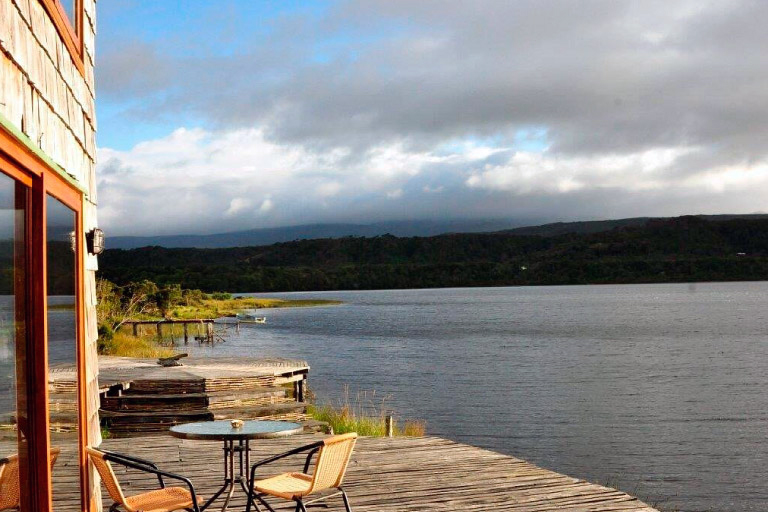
[170,420,303,511]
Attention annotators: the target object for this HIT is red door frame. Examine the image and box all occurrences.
[0,127,89,512]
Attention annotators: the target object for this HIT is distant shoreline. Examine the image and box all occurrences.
[99,216,768,293]
[166,296,342,320]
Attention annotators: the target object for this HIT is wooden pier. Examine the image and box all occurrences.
[18,434,659,511]
[123,319,219,344]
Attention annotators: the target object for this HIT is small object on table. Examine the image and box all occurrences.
[169,420,303,512]
[230,419,244,429]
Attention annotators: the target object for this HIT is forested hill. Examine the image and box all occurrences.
[99,216,768,293]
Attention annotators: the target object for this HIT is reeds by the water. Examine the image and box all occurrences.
[309,386,426,437]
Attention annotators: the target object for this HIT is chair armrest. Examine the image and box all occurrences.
[101,449,159,469]
[246,441,323,512]
[248,441,324,484]
[140,466,202,512]
[104,455,201,512]
[103,452,165,489]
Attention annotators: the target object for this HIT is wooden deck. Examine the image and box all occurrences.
[0,433,659,511]
[86,434,659,512]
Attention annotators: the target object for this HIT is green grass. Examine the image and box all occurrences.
[168,297,342,320]
[99,331,175,358]
[308,387,426,437]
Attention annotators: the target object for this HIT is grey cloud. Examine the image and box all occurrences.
[95,1,768,235]
[98,1,768,159]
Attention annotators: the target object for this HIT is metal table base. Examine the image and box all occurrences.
[202,439,252,511]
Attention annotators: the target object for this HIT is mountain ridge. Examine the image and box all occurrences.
[107,214,768,249]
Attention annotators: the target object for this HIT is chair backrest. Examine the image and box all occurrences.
[308,433,357,493]
[0,448,61,511]
[0,454,19,512]
[86,447,127,506]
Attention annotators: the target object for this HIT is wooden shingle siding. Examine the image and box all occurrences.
[1,0,101,507]
[1,0,96,168]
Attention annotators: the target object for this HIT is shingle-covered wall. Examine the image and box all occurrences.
[0,0,101,507]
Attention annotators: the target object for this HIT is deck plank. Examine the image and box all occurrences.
[98,435,657,512]
[1,434,659,511]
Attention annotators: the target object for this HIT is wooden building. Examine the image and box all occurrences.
[0,0,100,510]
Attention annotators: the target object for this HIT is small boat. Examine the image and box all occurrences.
[236,313,267,324]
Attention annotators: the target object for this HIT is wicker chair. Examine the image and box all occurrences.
[246,433,358,512]
[0,447,61,511]
[86,447,204,512]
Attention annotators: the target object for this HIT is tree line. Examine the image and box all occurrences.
[98,216,768,292]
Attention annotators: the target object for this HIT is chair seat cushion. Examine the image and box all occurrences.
[254,472,314,499]
[124,486,203,512]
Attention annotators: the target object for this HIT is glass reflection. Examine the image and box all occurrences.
[47,195,80,511]
[0,174,27,509]
[62,1,77,27]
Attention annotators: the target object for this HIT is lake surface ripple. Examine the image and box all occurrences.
[187,282,768,512]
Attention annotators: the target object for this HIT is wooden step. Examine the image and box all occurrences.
[123,379,206,395]
[102,388,288,412]
[102,393,209,412]
[100,409,214,427]
[100,402,308,435]
[210,401,308,420]
[125,377,284,395]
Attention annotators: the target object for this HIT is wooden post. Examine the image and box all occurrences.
[183,323,188,344]
[385,415,394,438]
[206,322,214,343]
[156,322,162,341]
[132,323,138,336]
[298,376,305,402]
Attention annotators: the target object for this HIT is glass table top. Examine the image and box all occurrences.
[169,420,303,440]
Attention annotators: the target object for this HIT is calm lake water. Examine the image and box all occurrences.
[186,282,768,512]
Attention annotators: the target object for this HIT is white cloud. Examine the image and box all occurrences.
[465,147,701,195]
[97,127,768,236]
[224,198,252,217]
[259,197,274,213]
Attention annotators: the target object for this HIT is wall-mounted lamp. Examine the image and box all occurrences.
[86,228,105,255]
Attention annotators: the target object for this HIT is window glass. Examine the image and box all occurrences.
[46,195,80,511]
[61,0,77,28]
[0,174,28,510]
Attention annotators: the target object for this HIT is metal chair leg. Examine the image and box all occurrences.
[255,494,278,512]
[340,488,353,512]
[296,500,308,512]
[246,493,264,512]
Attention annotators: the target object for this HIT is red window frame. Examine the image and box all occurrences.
[0,126,89,511]
[39,0,85,76]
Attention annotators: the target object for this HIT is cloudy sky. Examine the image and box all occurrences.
[96,0,768,236]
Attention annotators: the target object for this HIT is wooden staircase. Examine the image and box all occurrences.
[100,381,310,436]
[48,357,323,437]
